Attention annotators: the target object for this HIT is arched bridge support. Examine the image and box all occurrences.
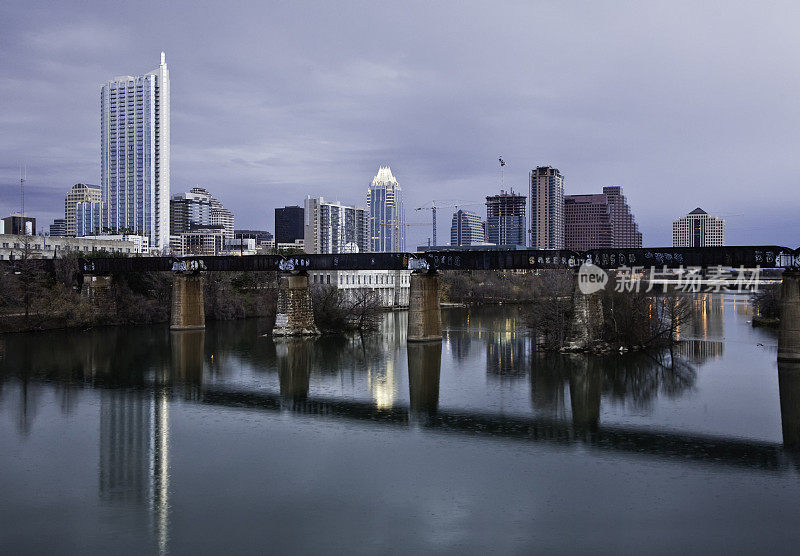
[171,272,205,330]
[779,270,800,361]
[273,272,319,336]
[407,271,442,342]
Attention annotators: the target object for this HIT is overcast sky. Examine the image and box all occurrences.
[1,1,799,247]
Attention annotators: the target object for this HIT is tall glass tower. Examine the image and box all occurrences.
[367,166,405,252]
[101,53,170,251]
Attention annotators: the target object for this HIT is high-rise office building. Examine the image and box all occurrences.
[49,219,67,237]
[210,196,234,239]
[604,186,642,248]
[101,53,170,250]
[564,186,642,250]
[64,183,101,236]
[565,193,611,250]
[450,209,485,246]
[170,187,212,235]
[304,196,369,254]
[367,166,405,252]
[275,205,304,244]
[170,187,233,238]
[530,166,564,249]
[673,208,725,247]
[75,201,102,237]
[486,191,526,246]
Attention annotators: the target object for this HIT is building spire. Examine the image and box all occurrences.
[160,51,166,66]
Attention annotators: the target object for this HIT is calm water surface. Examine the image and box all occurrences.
[2,294,800,554]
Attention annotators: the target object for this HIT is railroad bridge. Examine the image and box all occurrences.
[5,245,800,360]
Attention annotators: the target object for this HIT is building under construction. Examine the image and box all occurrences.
[485,190,526,246]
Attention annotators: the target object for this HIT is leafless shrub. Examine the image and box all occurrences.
[440,270,541,303]
[311,285,383,333]
[752,282,780,321]
[601,288,695,348]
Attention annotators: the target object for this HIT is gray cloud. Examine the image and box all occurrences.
[1,1,798,246]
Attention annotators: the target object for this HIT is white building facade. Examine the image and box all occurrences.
[672,207,725,247]
[309,270,411,307]
[0,234,141,260]
[101,53,170,251]
[304,196,369,254]
[82,234,149,253]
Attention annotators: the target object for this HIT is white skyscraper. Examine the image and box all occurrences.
[672,207,725,247]
[304,196,369,254]
[101,53,170,250]
[367,166,405,252]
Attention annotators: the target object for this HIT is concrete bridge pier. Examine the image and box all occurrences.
[778,270,800,361]
[273,272,319,336]
[565,272,604,350]
[407,271,442,342]
[171,272,205,330]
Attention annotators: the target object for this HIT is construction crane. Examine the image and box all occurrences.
[415,199,485,246]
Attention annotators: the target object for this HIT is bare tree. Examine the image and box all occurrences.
[526,270,574,349]
[348,288,383,332]
[311,284,383,333]
[11,239,46,323]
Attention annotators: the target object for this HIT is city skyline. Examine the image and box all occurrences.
[1,2,798,247]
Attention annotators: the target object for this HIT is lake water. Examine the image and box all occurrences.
[2,294,800,554]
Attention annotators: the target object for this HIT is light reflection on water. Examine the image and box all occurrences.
[1,294,799,554]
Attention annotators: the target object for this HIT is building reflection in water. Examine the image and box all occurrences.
[276,339,312,405]
[407,342,442,422]
[95,329,196,555]
[486,317,528,380]
[99,386,170,554]
[366,312,405,409]
[677,339,724,364]
[679,293,725,340]
[6,302,800,538]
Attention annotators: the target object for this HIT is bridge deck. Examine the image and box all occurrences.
[2,246,798,273]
